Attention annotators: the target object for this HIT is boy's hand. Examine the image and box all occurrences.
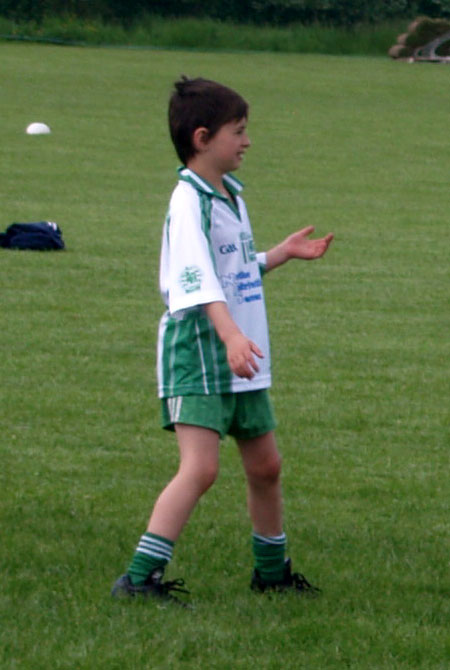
[225,333,264,379]
[204,302,264,380]
[264,226,333,271]
[284,226,334,261]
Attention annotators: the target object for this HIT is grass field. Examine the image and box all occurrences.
[1,43,449,669]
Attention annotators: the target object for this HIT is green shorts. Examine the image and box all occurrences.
[161,390,277,440]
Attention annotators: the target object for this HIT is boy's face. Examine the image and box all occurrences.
[204,117,250,173]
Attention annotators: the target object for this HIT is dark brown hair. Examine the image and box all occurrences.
[168,76,249,165]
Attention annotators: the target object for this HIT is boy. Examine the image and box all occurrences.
[112,76,333,604]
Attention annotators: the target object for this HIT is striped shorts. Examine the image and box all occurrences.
[161,390,276,440]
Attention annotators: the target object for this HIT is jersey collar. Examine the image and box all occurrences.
[177,167,244,200]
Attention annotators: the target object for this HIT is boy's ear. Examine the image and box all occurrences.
[192,127,210,153]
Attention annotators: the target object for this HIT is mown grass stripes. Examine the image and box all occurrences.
[1,43,448,670]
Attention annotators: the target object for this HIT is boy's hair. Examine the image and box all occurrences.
[168,76,249,165]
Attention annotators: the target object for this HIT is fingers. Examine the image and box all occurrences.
[250,341,264,359]
[308,232,334,259]
[236,349,260,379]
[231,356,258,379]
[244,340,264,378]
[307,230,333,247]
[319,232,334,255]
[228,339,264,379]
[248,356,260,376]
[299,225,315,237]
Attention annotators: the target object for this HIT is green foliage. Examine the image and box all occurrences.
[1,0,450,26]
[1,43,450,669]
[0,13,405,55]
[389,15,450,57]
[404,15,450,46]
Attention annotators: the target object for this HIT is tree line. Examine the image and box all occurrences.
[1,0,450,26]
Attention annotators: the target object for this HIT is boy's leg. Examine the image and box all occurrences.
[237,430,283,537]
[147,424,220,539]
[237,429,320,594]
[237,431,286,584]
[125,425,220,586]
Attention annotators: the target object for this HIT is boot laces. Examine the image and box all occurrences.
[291,572,321,593]
[159,578,190,596]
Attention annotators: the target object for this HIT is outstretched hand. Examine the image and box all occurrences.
[284,226,334,261]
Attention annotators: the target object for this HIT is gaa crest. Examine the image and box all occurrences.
[179,265,203,293]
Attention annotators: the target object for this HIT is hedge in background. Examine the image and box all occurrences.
[2,0,450,26]
[389,15,450,57]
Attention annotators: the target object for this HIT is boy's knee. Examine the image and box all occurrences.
[181,459,219,494]
[198,462,219,493]
[247,451,282,485]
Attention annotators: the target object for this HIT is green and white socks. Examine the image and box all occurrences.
[252,532,287,584]
[128,532,174,586]
[127,530,286,587]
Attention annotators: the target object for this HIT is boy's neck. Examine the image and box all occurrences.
[186,158,228,198]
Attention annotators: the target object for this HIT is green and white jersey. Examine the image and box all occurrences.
[157,167,271,397]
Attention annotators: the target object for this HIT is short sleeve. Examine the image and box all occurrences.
[161,185,226,315]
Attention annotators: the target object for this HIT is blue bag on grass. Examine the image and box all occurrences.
[0,221,65,250]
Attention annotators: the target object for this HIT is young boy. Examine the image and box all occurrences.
[112,76,333,604]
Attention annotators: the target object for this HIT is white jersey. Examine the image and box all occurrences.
[157,167,271,397]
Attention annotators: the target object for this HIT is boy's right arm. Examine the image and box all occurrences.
[204,301,263,380]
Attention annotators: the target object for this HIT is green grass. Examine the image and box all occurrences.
[1,43,449,669]
[0,13,406,56]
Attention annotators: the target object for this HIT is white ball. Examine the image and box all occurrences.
[26,122,51,135]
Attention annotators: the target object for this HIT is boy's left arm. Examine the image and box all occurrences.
[264,226,333,272]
